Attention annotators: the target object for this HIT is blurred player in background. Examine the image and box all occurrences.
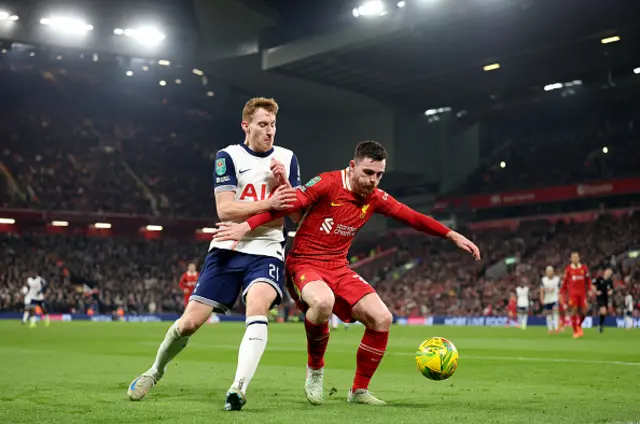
[178,262,199,309]
[506,293,517,327]
[592,267,614,333]
[624,291,634,330]
[540,266,561,333]
[21,272,49,328]
[330,314,349,331]
[128,97,301,411]
[560,251,592,338]
[213,141,481,406]
[515,283,530,330]
[557,292,568,331]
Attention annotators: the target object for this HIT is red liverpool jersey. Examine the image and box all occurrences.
[179,271,199,296]
[560,264,591,296]
[246,168,451,266]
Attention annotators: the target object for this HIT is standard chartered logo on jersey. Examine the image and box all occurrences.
[319,217,356,236]
[320,218,334,234]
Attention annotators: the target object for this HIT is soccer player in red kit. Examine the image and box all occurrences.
[213,141,481,405]
[506,293,517,327]
[179,263,199,307]
[560,252,593,338]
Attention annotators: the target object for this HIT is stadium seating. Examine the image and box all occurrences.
[0,69,229,218]
[1,212,638,316]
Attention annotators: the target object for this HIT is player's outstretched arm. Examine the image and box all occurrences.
[378,195,481,260]
[215,185,297,222]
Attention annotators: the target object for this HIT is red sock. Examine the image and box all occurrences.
[571,314,579,332]
[352,328,389,392]
[305,317,330,369]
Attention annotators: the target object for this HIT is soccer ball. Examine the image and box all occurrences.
[415,337,459,381]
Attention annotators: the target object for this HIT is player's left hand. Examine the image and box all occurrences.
[446,231,481,261]
[270,158,288,186]
[212,221,252,250]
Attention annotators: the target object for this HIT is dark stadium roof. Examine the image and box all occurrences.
[258,0,640,111]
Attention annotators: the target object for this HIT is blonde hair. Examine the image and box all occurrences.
[242,97,279,122]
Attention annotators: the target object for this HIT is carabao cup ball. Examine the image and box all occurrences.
[415,337,459,381]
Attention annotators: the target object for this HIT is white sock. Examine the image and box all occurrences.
[331,315,338,329]
[30,315,36,325]
[44,315,50,323]
[626,317,633,329]
[150,320,190,379]
[22,311,29,324]
[552,311,559,330]
[232,315,268,395]
[523,314,528,329]
[546,315,553,331]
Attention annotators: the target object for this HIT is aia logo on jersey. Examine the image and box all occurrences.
[320,218,334,234]
[239,184,277,201]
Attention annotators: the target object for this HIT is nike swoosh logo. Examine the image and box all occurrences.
[239,169,251,174]
[331,202,343,207]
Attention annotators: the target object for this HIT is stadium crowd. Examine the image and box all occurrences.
[1,212,638,319]
[0,69,230,218]
[375,213,640,318]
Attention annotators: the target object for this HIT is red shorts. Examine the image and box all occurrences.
[285,260,376,323]
[568,293,587,309]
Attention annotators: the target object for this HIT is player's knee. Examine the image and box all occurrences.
[178,316,204,336]
[307,291,335,317]
[245,282,278,316]
[361,308,393,331]
[375,309,393,330]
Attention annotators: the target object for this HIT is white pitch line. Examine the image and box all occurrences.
[459,355,640,367]
[136,342,640,367]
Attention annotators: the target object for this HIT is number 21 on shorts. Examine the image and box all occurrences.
[269,264,279,281]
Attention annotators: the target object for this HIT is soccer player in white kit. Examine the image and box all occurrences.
[127,98,301,411]
[624,292,634,330]
[330,314,350,331]
[515,284,530,330]
[22,273,50,328]
[540,266,561,333]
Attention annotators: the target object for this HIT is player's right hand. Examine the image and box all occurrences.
[446,231,481,261]
[269,185,297,210]
[212,222,252,250]
[270,158,288,186]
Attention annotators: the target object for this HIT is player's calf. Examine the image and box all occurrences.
[350,294,392,396]
[227,282,277,407]
[299,280,334,405]
[127,302,211,401]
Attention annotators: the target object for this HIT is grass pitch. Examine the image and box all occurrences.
[1,321,638,424]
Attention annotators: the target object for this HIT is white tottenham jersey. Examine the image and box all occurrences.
[210,143,301,260]
[625,295,634,313]
[516,286,530,308]
[540,276,560,304]
[25,276,46,302]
